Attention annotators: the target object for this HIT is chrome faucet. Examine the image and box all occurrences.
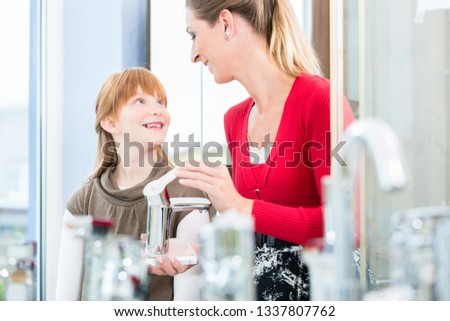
[143,168,211,263]
[321,118,408,300]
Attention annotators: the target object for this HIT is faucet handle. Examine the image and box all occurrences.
[143,167,177,197]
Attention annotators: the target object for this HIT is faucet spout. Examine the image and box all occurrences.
[327,118,408,300]
[340,119,407,191]
[143,168,211,260]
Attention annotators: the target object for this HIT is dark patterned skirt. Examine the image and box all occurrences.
[253,245,310,301]
[253,244,377,301]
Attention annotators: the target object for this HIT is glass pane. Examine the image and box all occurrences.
[343,0,450,286]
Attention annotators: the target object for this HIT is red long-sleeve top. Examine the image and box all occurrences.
[224,73,355,245]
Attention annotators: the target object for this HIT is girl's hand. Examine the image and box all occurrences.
[140,236,194,277]
[149,256,194,276]
[175,162,253,214]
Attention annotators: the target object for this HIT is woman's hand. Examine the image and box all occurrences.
[175,162,253,214]
[149,256,194,276]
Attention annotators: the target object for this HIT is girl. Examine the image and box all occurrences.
[56,67,210,300]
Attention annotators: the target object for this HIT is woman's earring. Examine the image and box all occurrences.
[224,32,230,40]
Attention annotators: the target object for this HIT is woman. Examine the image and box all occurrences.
[56,67,211,301]
[177,0,355,300]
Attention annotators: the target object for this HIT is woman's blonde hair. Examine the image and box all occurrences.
[91,67,169,179]
[186,0,322,77]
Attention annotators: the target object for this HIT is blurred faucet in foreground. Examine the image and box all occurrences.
[388,206,450,300]
[308,118,408,300]
[199,210,255,301]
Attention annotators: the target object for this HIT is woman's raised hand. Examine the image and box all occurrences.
[175,162,253,214]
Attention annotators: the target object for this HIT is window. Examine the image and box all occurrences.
[0,0,30,241]
[150,0,311,164]
[0,0,39,301]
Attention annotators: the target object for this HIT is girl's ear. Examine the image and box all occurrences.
[100,116,119,134]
